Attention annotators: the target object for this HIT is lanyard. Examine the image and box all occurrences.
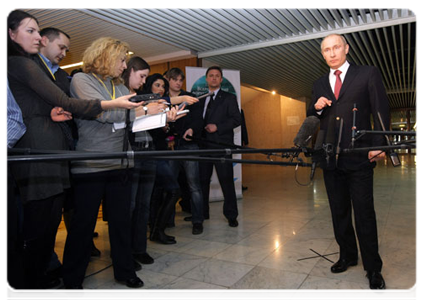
[38,54,56,81]
[92,73,115,100]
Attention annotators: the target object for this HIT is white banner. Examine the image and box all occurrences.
[186,66,242,201]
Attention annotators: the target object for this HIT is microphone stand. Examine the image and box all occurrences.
[347,106,415,164]
[335,118,343,167]
[351,103,357,148]
[186,134,306,161]
[343,143,415,153]
[153,155,311,167]
[377,111,401,167]
[8,147,311,167]
[355,130,415,138]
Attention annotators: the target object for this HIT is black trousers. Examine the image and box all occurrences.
[200,157,238,220]
[4,164,25,300]
[323,167,383,272]
[63,169,135,287]
[130,154,157,255]
[22,192,64,288]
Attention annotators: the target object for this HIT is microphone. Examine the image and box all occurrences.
[310,161,317,180]
[310,129,326,180]
[314,129,326,151]
[293,116,320,148]
[197,91,214,100]
[377,112,401,167]
[323,114,336,165]
[293,116,320,181]
[335,118,344,167]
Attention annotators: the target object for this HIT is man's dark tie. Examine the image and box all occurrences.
[204,93,214,123]
[334,70,342,100]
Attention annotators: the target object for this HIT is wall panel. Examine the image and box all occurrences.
[241,86,306,164]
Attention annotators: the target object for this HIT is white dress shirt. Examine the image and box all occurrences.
[329,61,350,93]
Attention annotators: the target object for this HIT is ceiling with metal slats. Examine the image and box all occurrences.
[23,8,416,112]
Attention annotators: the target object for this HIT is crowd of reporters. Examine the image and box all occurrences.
[7,9,242,289]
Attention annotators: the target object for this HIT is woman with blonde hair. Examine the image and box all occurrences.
[7,10,142,289]
[62,37,146,289]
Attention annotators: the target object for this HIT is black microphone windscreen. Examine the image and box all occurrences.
[325,114,336,146]
[314,129,325,150]
[312,129,326,164]
[293,116,320,148]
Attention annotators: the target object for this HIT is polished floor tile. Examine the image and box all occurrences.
[182,258,254,287]
[52,154,416,295]
[214,243,277,265]
[231,266,308,289]
[258,247,322,275]
[143,252,208,277]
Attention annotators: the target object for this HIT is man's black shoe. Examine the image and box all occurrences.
[367,271,386,289]
[125,277,144,288]
[39,278,61,289]
[42,265,62,289]
[184,216,192,222]
[192,223,203,235]
[133,259,142,271]
[133,253,154,264]
[66,285,84,299]
[228,219,238,227]
[150,230,177,244]
[330,259,358,273]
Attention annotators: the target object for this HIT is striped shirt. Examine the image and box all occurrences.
[7,81,26,148]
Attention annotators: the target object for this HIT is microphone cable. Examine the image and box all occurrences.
[294,159,314,186]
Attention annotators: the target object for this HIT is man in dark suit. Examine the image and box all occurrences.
[308,34,389,289]
[34,27,76,148]
[199,66,241,227]
[33,27,101,286]
[29,27,73,288]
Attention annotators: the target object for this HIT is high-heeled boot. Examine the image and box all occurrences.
[150,189,180,244]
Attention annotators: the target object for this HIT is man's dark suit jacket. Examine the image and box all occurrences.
[33,54,71,96]
[200,89,241,148]
[307,63,390,170]
[32,54,78,149]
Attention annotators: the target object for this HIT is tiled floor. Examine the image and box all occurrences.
[50,154,416,297]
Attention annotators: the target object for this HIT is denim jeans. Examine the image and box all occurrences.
[130,155,157,254]
[155,160,180,191]
[169,143,204,224]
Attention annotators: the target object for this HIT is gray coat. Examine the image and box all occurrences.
[70,72,135,174]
